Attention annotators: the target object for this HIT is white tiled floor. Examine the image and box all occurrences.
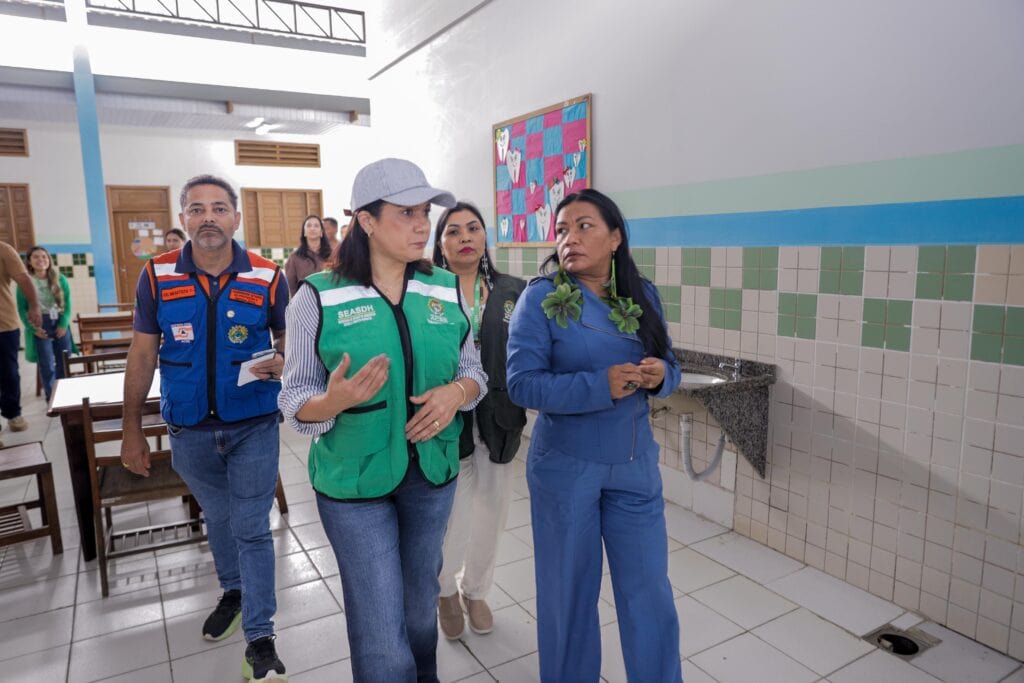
[1,367,1022,682]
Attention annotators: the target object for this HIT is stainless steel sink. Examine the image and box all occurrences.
[679,372,727,388]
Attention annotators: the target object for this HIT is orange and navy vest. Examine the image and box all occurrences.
[147,247,281,426]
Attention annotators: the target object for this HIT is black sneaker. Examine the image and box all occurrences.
[201,589,242,641]
[243,635,287,681]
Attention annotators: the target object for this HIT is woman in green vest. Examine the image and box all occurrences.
[278,158,487,683]
[432,201,527,640]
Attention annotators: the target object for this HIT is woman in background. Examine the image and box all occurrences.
[507,188,682,682]
[164,227,187,251]
[432,201,526,639]
[284,214,331,295]
[17,246,75,402]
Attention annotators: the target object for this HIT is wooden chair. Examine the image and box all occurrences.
[97,303,135,312]
[75,311,134,355]
[82,397,205,597]
[62,349,129,377]
[0,442,62,555]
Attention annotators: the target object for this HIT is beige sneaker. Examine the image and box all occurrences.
[8,416,28,432]
[463,595,493,635]
[438,593,464,640]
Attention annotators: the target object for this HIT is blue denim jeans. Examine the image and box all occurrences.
[0,328,20,420]
[317,464,457,683]
[169,416,280,642]
[36,314,73,401]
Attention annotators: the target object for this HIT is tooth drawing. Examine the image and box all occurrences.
[529,180,537,194]
[507,147,522,184]
[578,138,588,153]
[549,178,565,212]
[563,166,576,191]
[535,204,551,242]
[515,218,527,242]
[572,151,582,170]
[495,128,510,163]
[499,216,510,241]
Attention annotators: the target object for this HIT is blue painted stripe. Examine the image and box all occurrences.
[72,46,117,304]
[624,196,1024,247]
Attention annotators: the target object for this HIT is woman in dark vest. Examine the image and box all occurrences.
[283,214,332,295]
[278,158,488,683]
[432,201,527,640]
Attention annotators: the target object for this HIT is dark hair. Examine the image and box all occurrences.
[542,189,675,364]
[25,245,64,310]
[296,215,332,261]
[431,201,501,289]
[166,228,187,242]
[179,174,238,210]
[332,201,432,286]
[323,217,339,228]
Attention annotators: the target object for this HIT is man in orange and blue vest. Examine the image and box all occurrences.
[121,174,289,682]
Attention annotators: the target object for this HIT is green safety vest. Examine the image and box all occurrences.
[304,267,469,499]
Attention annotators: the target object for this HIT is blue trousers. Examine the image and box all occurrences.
[169,416,280,642]
[528,447,682,683]
[317,465,456,683]
[36,314,73,401]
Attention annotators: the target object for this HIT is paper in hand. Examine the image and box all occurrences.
[237,349,277,386]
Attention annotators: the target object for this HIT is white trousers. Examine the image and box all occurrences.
[439,424,516,599]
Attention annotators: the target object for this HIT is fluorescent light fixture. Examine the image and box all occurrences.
[244,116,265,128]
[254,123,282,135]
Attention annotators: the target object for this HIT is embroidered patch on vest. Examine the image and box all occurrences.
[227,324,249,344]
[503,299,515,322]
[229,289,265,307]
[337,304,376,327]
[161,285,196,301]
[171,323,194,342]
[427,298,449,325]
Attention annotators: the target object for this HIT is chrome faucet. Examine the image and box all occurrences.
[718,359,741,381]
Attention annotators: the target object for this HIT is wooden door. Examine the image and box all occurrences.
[241,188,322,248]
[0,183,35,251]
[106,186,172,303]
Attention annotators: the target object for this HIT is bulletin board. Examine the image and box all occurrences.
[493,94,592,247]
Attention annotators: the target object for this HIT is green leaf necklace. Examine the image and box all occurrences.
[542,259,643,334]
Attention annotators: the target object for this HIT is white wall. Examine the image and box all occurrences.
[367,0,1024,209]
[0,120,375,244]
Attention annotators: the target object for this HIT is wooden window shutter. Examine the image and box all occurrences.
[235,140,321,168]
[0,129,28,157]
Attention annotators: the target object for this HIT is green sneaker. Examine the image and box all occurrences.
[243,635,288,681]
[201,589,242,641]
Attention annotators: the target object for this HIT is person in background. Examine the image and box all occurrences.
[322,216,340,250]
[121,174,289,682]
[279,158,486,683]
[284,215,331,296]
[507,188,682,682]
[0,240,41,445]
[432,201,526,639]
[164,227,187,251]
[17,246,76,402]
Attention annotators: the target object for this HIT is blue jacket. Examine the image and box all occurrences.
[507,273,680,464]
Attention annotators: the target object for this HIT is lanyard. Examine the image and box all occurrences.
[469,276,484,343]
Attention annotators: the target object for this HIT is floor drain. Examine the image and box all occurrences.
[863,624,939,661]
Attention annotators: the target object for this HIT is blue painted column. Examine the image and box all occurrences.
[67,0,117,305]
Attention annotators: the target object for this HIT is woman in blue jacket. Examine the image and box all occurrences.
[507,189,682,683]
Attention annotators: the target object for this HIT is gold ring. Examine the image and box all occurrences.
[432,420,440,431]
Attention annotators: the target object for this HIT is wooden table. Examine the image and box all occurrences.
[47,372,159,561]
[75,311,134,354]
